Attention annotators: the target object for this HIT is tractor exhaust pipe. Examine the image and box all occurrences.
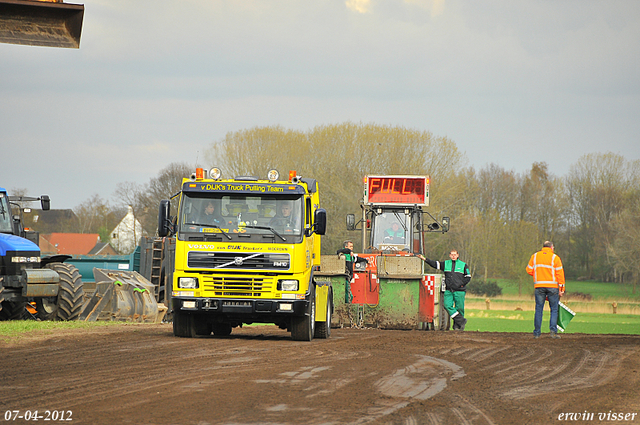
[0,0,84,49]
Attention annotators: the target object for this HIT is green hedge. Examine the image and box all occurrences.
[467,279,503,297]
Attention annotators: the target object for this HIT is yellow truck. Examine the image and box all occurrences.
[158,168,330,341]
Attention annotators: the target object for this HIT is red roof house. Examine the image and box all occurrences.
[40,233,101,255]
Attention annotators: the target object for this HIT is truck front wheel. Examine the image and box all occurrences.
[173,309,196,337]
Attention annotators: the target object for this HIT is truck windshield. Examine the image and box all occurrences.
[0,194,13,233]
[178,194,304,241]
[371,210,411,251]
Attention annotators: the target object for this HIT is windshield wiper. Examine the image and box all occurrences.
[243,225,287,241]
[189,223,232,240]
[393,211,408,231]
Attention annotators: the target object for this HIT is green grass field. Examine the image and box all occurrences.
[464,309,640,335]
[463,279,640,333]
[494,278,640,301]
[0,320,119,341]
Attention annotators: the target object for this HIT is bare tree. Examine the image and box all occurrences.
[565,153,633,280]
[608,197,640,294]
[205,123,465,253]
[73,194,122,242]
[136,162,193,234]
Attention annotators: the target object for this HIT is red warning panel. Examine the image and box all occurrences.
[365,175,429,206]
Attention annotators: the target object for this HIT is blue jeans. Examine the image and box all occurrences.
[534,287,560,336]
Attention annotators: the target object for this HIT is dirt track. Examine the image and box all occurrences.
[1,324,639,425]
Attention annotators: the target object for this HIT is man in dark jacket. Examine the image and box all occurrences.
[337,240,368,303]
[416,249,471,330]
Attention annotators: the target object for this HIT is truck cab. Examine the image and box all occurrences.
[158,168,330,341]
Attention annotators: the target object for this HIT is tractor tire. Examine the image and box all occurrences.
[438,305,451,331]
[173,309,196,337]
[35,296,58,321]
[212,323,232,336]
[291,285,316,341]
[41,263,84,321]
[314,289,332,339]
[0,300,28,320]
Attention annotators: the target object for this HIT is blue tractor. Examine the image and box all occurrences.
[0,187,84,320]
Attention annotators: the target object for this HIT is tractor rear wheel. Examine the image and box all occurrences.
[35,296,58,321]
[41,263,84,321]
[438,306,451,331]
[0,300,28,320]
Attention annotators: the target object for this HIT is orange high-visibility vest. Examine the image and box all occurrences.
[526,247,565,291]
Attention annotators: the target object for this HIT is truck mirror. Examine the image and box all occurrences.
[315,208,327,235]
[442,216,450,232]
[346,214,356,231]
[158,200,171,237]
[40,195,50,211]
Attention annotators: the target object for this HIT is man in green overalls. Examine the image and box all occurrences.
[416,249,471,330]
[337,240,368,303]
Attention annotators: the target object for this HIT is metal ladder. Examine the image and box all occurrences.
[149,238,165,298]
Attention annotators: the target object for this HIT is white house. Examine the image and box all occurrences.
[110,206,145,254]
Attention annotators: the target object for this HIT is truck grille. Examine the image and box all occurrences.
[202,276,274,297]
[188,252,290,271]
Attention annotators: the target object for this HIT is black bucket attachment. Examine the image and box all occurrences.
[0,0,84,48]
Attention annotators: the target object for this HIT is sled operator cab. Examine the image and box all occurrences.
[346,175,449,255]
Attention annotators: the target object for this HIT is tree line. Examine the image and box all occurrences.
[204,123,639,292]
[22,123,639,292]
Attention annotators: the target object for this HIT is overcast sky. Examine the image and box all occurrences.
[1,0,639,210]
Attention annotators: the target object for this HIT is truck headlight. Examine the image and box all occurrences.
[182,300,197,309]
[278,279,298,291]
[178,277,198,289]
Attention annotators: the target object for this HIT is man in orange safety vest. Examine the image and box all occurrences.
[526,241,565,339]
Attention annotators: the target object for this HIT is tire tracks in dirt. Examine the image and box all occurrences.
[2,326,639,425]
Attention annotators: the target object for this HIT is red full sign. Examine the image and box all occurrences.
[366,176,428,205]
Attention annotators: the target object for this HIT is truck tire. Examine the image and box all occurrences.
[195,320,212,336]
[212,323,232,336]
[0,300,28,320]
[314,289,332,339]
[291,286,315,341]
[40,263,84,321]
[173,309,196,337]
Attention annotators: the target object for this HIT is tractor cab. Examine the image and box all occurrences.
[339,175,451,330]
[347,175,449,255]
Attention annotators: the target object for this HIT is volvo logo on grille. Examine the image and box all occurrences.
[234,257,244,265]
